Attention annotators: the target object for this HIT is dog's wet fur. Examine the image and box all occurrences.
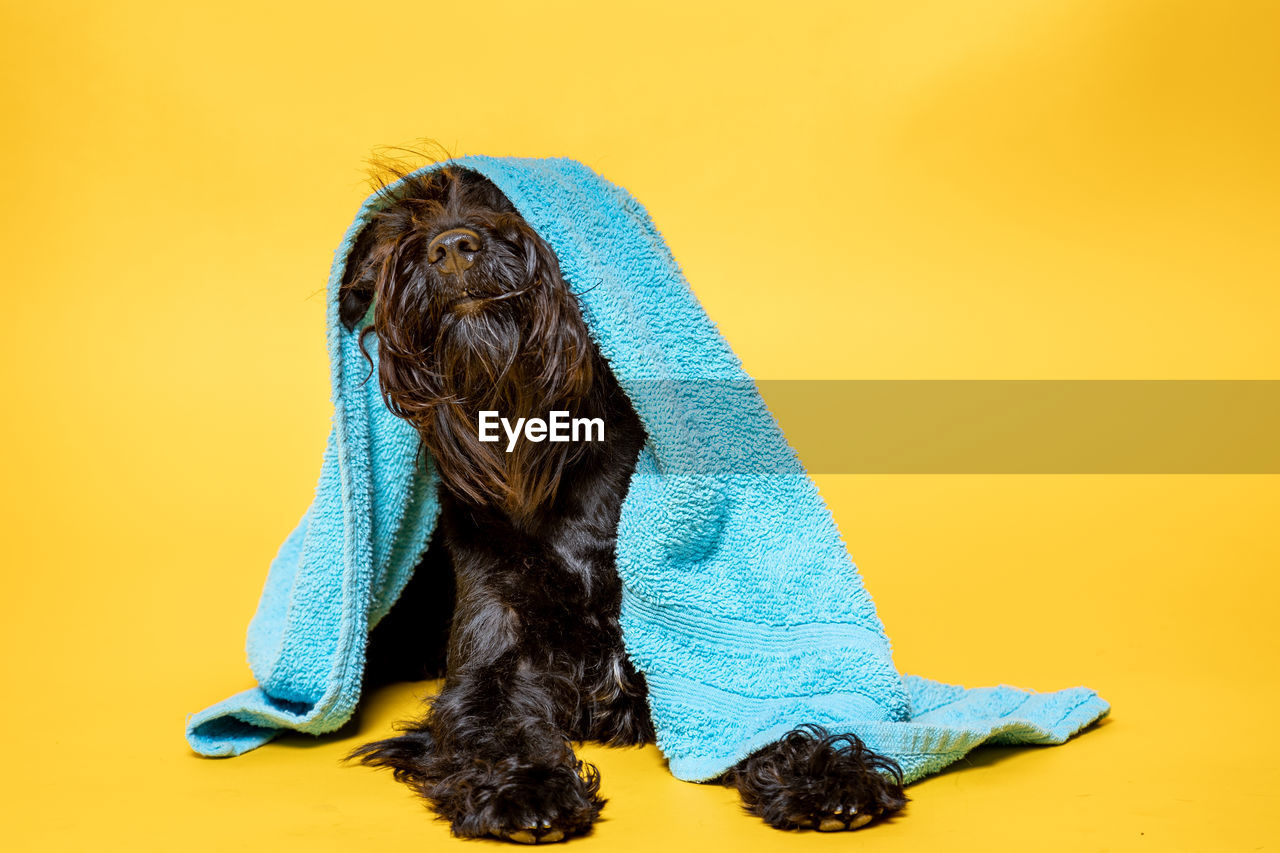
[340,163,907,842]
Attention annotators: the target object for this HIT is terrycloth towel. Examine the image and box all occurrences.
[186,156,1108,783]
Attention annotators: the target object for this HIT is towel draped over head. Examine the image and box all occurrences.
[186,156,1108,782]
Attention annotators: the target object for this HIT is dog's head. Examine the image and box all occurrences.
[339,165,597,516]
[338,166,566,329]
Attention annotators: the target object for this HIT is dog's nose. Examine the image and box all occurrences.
[427,228,483,274]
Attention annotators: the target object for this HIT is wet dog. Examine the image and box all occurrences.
[340,164,907,842]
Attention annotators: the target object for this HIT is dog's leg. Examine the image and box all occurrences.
[726,725,907,831]
[351,637,603,842]
[352,505,606,843]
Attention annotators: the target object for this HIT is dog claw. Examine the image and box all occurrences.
[814,808,874,832]
[505,825,565,845]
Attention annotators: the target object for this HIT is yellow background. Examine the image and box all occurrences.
[3,1,1277,849]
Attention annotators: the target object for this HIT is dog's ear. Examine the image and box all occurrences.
[338,223,379,330]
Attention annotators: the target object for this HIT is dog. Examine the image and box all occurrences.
[338,163,908,843]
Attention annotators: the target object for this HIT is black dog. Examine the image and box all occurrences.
[338,164,907,843]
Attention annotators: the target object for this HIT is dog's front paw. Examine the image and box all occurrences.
[438,757,604,843]
[729,725,907,831]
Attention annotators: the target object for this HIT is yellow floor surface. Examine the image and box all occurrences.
[4,2,1278,850]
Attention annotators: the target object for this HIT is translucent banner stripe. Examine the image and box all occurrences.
[751,380,1280,474]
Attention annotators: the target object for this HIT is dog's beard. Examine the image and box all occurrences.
[374,277,597,523]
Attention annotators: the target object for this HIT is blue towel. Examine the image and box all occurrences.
[186,156,1108,783]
